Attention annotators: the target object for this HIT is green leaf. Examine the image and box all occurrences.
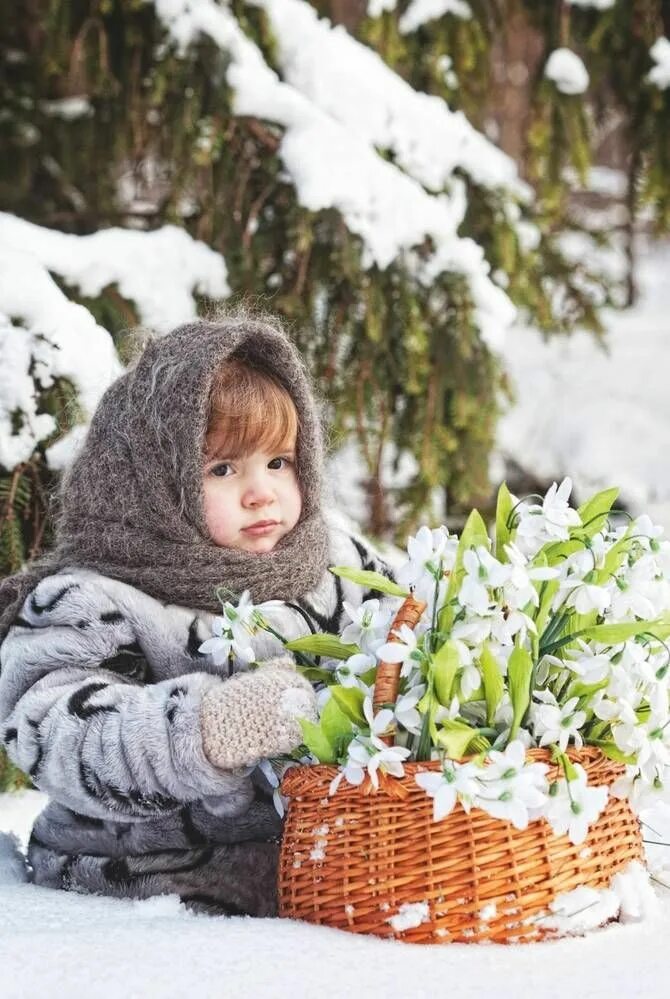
[298,719,336,764]
[480,642,504,726]
[297,666,335,684]
[507,643,533,739]
[286,634,358,660]
[535,579,560,639]
[329,566,408,597]
[432,640,461,706]
[575,487,619,539]
[586,739,636,765]
[330,686,367,726]
[320,697,355,746]
[495,482,513,559]
[579,618,670,645]
[439,509,490,632]
[435,719,479,759]
[541,539,585,566]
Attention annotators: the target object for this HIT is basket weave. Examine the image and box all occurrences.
[278,748,643,943]
[278,597,644,943]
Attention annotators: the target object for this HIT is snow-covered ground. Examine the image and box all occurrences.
[1,788,669,998]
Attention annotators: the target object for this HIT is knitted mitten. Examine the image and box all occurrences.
[200,656,318,771]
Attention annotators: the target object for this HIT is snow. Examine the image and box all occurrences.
[387,900,430,931]
[0,214,228,472]
[152,0,518,349]
[0,213,229,333]
[1,789,670,997]
[497,237,670,532]
[544,48,590,96]
[398,0,473,34]
[648,37,670,90]
[567,0,615,9]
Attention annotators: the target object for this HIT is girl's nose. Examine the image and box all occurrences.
[242,473,275,508]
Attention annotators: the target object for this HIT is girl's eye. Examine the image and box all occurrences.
[210,462,233,477]
[268,456,292,470]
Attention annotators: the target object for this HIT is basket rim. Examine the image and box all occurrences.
[280,745,625,796]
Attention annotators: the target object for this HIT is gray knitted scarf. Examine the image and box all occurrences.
[0,315,330,641]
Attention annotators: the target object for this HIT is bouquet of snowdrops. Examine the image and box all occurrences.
[204,480,670,846]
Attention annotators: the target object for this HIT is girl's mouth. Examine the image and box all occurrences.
[242,520,279,537]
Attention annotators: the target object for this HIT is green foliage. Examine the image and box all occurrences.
[0,750,31,793]
[1,0,669,554]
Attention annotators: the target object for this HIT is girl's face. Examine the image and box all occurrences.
[202,444,302,553]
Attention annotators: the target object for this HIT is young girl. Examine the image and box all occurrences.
[0,312,394,916]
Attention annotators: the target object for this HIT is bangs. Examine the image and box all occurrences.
[205,357,299,460]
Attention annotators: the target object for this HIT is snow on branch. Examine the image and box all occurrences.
[0,214,229,332]
[151,0,516,349]
[0,215,229,472]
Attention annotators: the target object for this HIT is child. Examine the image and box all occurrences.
[0,312,395,916]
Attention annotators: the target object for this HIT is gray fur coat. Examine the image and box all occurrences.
[0,525,394,916]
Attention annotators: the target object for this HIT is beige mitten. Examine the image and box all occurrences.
[200,656,318,770]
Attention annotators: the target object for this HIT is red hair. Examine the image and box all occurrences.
[205,357,299,460]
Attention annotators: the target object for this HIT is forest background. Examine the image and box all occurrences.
[2,0,670,788]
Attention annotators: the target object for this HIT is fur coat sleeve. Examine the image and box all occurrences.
[0,525,397,823]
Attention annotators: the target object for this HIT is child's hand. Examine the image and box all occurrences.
[200,657,317,771]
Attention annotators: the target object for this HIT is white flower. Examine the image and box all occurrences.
[612,713,670,783]
[375,623,419,675]
[330,697,412,793]
[516,478,582,549]
[543,765,609,845]
[565,640,612,684]
[394,685,426,734]
[503,543,560,609]
[490,608,537,646]
[563,578,612,615]
[459,548,509,615]
[397,525,457,607]
[329,739,371,794]
[335,653,376,689]
[340,599,392,655]
[415,760,480,821]
[473,741,549,830]
[532,694,586,752]
[610,766,666,812]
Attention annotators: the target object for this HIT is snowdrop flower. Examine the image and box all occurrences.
[256,758,293,818]
[415,760,480,821]
[610,766,666,812]
[609,563,658,620]
[341,599,392,655]
[490,608,537,646]
[397,525,457,607]
[452,616,493,645]
[612,713,670,784]
[394,684,426,734]
[503,543,560,609]
[473,741,549,830]
[376,623,420,676]
[632,515,664,547]
[562,577,611,615]
[335,652,376,689]
[459,547,509,615]
[199,607,256,665]
[516,478,582,549]
[565,640,612,684]
[330,696,412,793]
[532,693,586,752]
[543,765,609,844]
[329,739,371,794]
[434,695,462,725]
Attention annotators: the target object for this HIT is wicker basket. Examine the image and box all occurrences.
[278,598,644,943]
